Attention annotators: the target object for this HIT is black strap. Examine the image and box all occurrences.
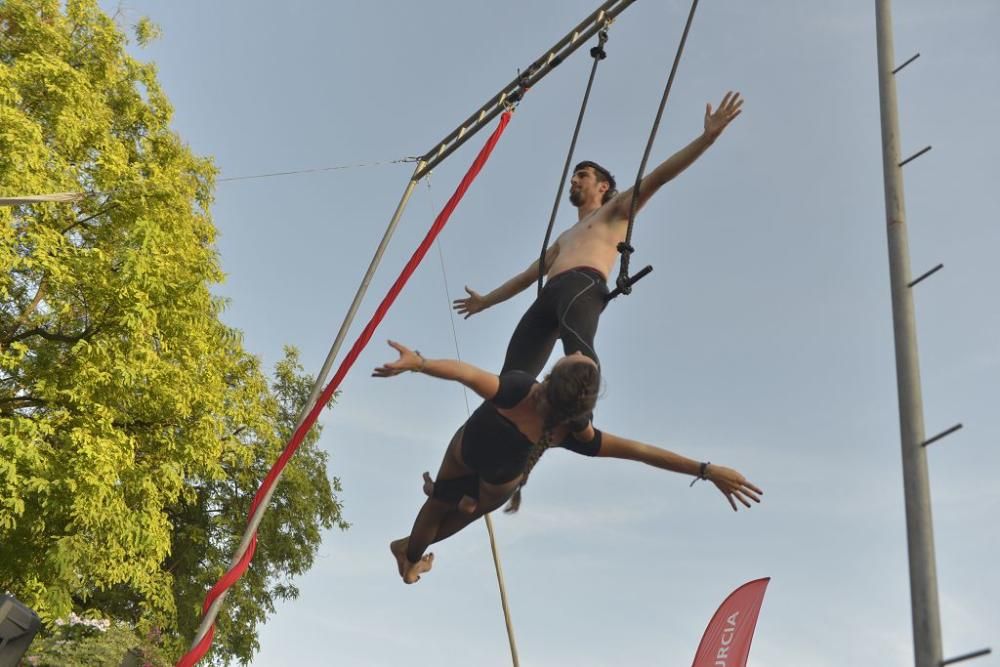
[616,0,700,297]
[536,28,611,296]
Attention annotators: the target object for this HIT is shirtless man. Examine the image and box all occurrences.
[454,92,744,376]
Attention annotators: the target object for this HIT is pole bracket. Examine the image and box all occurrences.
[921,423,963,448]
[899,145,932,168]
[892,52,920,74]
[908,263,944,288]
[941,648,992,666]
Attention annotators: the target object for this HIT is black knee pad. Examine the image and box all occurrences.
[431,474,480,504]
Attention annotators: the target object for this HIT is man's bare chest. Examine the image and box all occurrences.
[558,218,624,246]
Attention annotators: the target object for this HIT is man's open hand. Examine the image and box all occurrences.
[704,91,743,139]
[452,286,486,319]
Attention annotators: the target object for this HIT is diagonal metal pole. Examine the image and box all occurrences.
[189,160,426,651]
[874,2,943,666]
[415,0,638,180]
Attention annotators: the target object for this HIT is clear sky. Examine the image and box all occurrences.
[103,1,998,665]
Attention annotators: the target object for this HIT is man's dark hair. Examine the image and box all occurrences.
[574,160,618,204]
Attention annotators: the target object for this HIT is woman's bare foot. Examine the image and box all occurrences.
[402,553,434,584]
[390,538,409,577]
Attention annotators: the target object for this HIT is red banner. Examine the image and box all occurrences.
[690,578,770,667]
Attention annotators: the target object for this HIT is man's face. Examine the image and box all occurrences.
[569,166,607,207]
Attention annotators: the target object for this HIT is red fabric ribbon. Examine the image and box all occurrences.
[176,110,512,667]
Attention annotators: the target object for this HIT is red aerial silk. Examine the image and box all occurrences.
[690,578,770,667]
[176,110,513,667]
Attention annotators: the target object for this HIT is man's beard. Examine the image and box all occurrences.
[569,189,583,206]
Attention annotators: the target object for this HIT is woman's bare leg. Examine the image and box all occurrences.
[427,476,522,545]
[393,475,519,582]
[390,427,474,583]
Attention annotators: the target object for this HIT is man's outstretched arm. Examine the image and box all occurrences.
[453,242,560,318]
[607,91,743,220]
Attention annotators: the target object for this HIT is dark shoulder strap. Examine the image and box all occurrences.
[561,427,603,457]
[491,371,536,409]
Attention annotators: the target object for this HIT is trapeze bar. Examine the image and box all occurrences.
[907,263,944,288]
[941,648,992,666]
[606,264,652,300]
[899,145,932,167]
[892,52,920,74]
[921,423,963,448]
[414,0,638,180]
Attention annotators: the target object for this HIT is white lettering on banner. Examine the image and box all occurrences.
[713,611,740,667]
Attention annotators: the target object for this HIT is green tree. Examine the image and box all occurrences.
[1,1,346,663]
[24,613,172,667]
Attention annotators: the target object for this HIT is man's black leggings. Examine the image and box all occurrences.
[501,267,609,376]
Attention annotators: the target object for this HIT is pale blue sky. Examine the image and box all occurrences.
[107,2,998,665]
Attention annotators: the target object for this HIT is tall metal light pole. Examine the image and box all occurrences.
[874,2,943,666]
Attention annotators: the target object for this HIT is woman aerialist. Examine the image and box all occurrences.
[373,341,762,584]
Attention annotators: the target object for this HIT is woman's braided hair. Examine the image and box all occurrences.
[504,359,600,513]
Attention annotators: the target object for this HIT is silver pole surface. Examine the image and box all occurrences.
[189,161,426,651]
[874,3,943,666]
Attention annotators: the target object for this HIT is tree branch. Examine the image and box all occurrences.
[61,201,118,235]
[2,275,48,345]
[0,395,46,407]
[0,395,47,416]
[4,324,98,346]
[18,274,47,323]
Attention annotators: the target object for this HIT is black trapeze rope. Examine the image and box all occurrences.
[610,0,700,300]
[536,27,611,297]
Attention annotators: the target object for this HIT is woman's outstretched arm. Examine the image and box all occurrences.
[596,431,763,511]
[372,340,499,400]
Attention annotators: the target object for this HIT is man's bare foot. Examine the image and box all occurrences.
[390,538,409,577]
[402,553,434,584]
[422,472,434,497]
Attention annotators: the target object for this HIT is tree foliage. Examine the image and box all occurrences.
[1,1,346,663]
[23,613,171,666]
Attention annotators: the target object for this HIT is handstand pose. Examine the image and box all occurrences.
[454,92,744,375]
[373,340,762,584]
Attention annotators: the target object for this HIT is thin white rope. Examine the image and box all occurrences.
[217,156,420,183]
[0,156,420,206]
